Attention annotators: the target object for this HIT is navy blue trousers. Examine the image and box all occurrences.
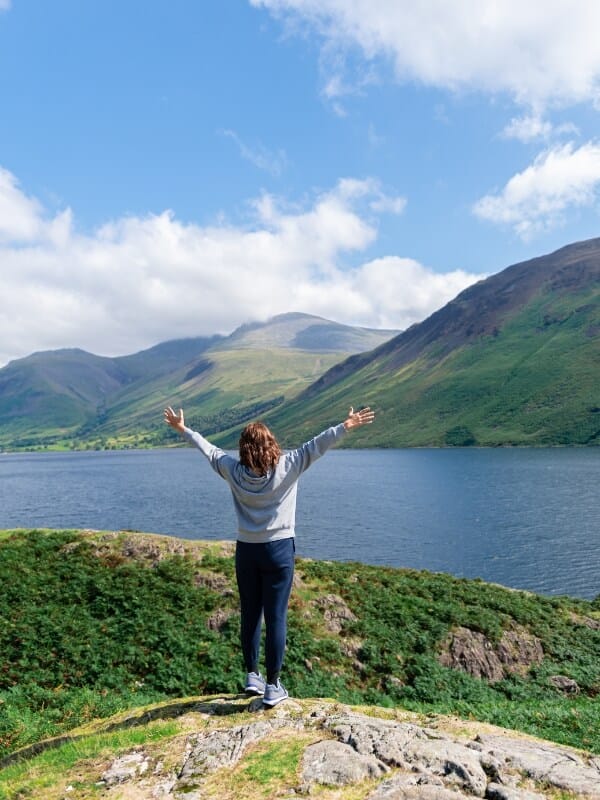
[235,538,295,682]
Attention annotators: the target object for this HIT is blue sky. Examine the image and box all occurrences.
[1,0,600,365]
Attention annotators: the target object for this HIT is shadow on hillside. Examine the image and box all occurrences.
[103,694,252,731]
[0,694,251,770]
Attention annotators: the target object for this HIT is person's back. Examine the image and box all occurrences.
[182,420,348,542]
[164,405,374,706]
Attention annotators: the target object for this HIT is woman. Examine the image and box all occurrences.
[163,405,375,706]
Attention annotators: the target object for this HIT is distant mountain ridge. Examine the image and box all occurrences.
[223,312,398,352]
[0,313,397,450]
[263,237,600,447]
[3,237,598,450]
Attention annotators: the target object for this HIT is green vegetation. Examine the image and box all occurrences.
[213,733,316,799]
[261,277,600,448]
[0,719,178,800]
[2,242,600,452]
[0,346,347,451]
[0,308,394,451]
[1,529,598,765]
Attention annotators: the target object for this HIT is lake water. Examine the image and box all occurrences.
[0,447,598,600]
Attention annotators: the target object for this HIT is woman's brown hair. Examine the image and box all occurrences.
[239,421,281,476]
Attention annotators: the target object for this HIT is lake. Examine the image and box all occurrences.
[0,447,598,600]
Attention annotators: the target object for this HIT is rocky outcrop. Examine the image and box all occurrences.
[312,593,358,633]
[88,696,600,799]
[438,625,544,682]
[193,570,233,594]
[205,607,237,631]
[301,739,388,786]
[569,612,600,631]
[549,674,580,694]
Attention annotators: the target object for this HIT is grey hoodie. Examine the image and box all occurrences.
[182,423,347,543]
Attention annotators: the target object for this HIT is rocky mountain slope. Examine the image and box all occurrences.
[2,695,600,799]
[262,238,600,447]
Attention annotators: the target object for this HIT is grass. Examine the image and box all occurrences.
[0,347,346,451]
[199,731,317,800]
[261,284,600,448]
[0,719,179,800]
[0,529,598,763]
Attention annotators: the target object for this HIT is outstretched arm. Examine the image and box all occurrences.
[164,406,185,434]
[343,406,375,431]
[163,405,235,478]
[286,405,376,476]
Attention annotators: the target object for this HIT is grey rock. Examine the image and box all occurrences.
[99,699,600,800]
[178,720,275,782]
[313,593,357,633]
[325,713,487,796]
[368,775,471,799]
[546,759,600,797]
[438,625,543,683]
[151,778,178,798]
[477,734,600,798]
[193,570,233,594]
[439,627,505,682]
[339,637,364,658]
[302,739,387,786]
[549,674,580,693]
[486,783,546,800]
[205,607,236,631]
[325,713,426,768]
[570,612,600,630]
[403,738,488,796]
[101,751,150,785]
[495,625,544,678]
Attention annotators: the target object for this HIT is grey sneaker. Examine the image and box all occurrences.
[244,672,266,695]
[263,680,289,707]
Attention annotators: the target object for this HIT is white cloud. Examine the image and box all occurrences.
[473,141,600,239]
[369,195,406,215]
[0,1,11,10]
[501,115,555,142]
[0,168,44,242]
[501,114,579,142]
[0,167,484,366]
[251,0,600,109]
[220,129,288,176]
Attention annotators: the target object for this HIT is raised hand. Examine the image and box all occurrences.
[343,406,375,431]
[164,406,185,432]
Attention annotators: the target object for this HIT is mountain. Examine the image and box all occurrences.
[0,314,397,450]
[262,238,600,447]
[0,336,220,448]
[221,311,398,352]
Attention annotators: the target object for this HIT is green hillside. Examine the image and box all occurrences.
[0,314,395,451]
[91,346,345,447]
[258,238,600,448]
[1,529,598,765]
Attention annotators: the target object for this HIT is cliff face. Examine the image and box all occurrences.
[3,695,600,799]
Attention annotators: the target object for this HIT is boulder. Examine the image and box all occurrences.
[439,624,543,682]
[549,674,580,694]
[476,733,600,798]
[302,739,387,786]
[313,593,357,633]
